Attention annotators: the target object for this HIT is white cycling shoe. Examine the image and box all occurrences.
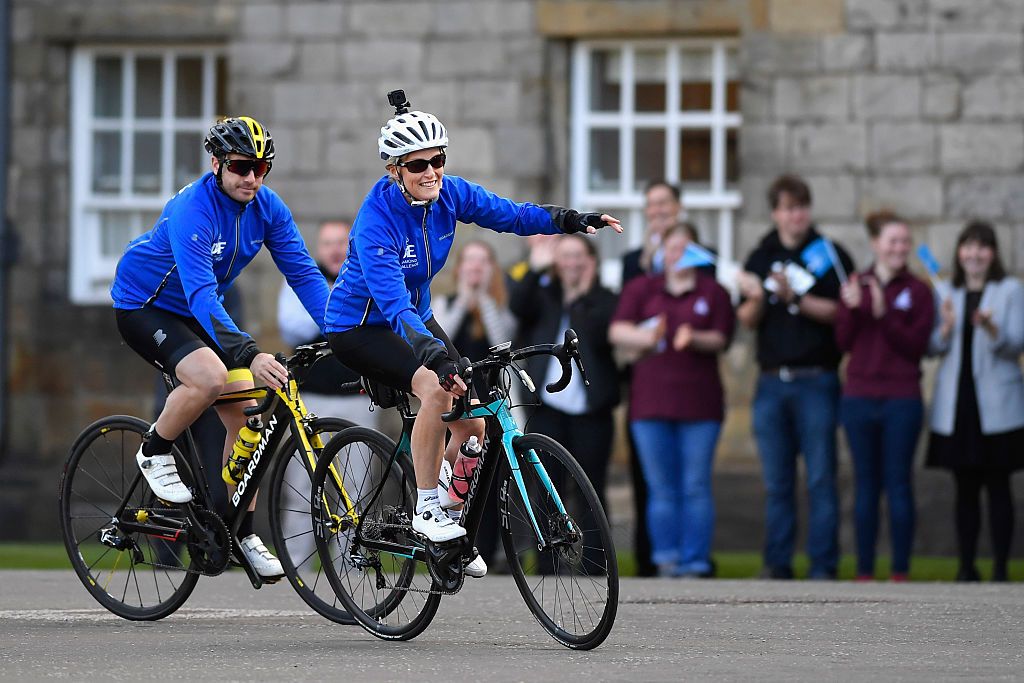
[240,534,284,578]
[136,447,192,504]
[412,505,466,543]
[465,551,487,578]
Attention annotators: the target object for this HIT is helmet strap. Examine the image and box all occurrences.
[214,155,227,190]
[394,166,432,207]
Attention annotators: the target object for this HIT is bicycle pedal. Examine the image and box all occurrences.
[259,574,285,585]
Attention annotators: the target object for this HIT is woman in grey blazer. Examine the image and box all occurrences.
[926,221,1024,582]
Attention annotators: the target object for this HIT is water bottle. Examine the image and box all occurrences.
[222,416,263,485]
[447,436,482,503]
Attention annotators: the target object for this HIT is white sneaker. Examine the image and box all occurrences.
[465,551,487,578]
[437,459,458,509]
[240,534,284,578]
[412,505,466,543]
[136,447,192,504]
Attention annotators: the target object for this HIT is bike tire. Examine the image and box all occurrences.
[499,432,619,650]
[58,415,200,620]
[311,426,441,641]
[267,416,357,625]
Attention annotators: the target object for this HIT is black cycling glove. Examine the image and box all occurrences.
[542,205,608,234]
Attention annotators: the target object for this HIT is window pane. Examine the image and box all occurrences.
[135,57,163,118]
[175,57,203,117]
[92,132,121,193]
[94,56,122,117]
[725,49,740,111]
[634,129,665,191]
[634,49,666,112]
[174,132,204,189]
[726,129,739,184]
[589,50,620,112]
[678,49,712,111]
[588,129,619,191]
[679,129,711,189]
[133,132,162,193]
[100,211,134,256]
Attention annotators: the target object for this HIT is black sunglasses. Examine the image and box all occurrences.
[396,153,446,174]
[224,158,272,178]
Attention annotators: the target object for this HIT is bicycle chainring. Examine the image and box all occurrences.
[186,508,232,576]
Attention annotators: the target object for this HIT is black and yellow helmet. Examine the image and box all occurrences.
[204,116,275,160]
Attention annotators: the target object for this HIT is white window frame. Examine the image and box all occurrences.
[570,39,742,288]
[70,45,224,304]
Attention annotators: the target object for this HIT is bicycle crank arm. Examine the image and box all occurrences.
[116,520,190,543]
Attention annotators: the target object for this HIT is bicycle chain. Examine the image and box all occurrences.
[121,509,234,577]
[345,520,465,596]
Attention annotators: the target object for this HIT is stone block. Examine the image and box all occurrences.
[940,124,1024,172]
[10,126,44,172]
[740,124,788,173]
[946,176,1024,220]
[348,2,434,36]
[876,33,938,71]
[425,40,506,77]
[853,75,921,120]
[455,80,522,123]
[502,38,547,79]
[494,125,545,179]
[869,123,937,171]
[296,41,342,78]
[408,81,460,123]
[445,127,495,176]
[267,126,324,175]
[928,0,1024,31]
[802,175,857,220]
[740,75,775,122]
[939,33,1023,74]
[229,42,297,78]
[432,0,534,36]
[921,75,960,120]
[285,3,345,38]
[821,34,873,71]
[962,75,1024,119]
[339,40,426,79]
[742,32,820,75]
[846,0,928,30]
[12,6,33,43]
[769,0,843,34]
[774,77,849,121]
[860,175,943,219]
[789,124,867,172]
[271,82,375,123]
[239,3,284,38]
[12,44,45,80]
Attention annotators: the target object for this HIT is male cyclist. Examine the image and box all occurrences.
[111,117,330,578]
[324,91,621,577]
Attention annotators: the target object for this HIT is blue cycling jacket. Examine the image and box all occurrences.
[325,175,560,362]
[111,172,328,367]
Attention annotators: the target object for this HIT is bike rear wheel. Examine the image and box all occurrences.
[311,427,441,641]
[58,416,200,620]
[500,433,618,650]
[267,417,357,624]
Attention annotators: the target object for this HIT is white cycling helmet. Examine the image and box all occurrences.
[378,110,448,162]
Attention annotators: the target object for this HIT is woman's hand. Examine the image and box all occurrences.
[673,323,693,351]
[737,271,764,302]
[840,273,862,309]
[939,297,956,341]
[250,353,288,389]
[866,276,886,319]
[973,308,999,338]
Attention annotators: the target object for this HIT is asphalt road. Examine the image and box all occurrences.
[1,570,1022,681]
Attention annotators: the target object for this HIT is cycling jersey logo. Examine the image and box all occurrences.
[153,329,167,347]
[400,239,418,269]
[210,240,228,261]
[438,230,454,241]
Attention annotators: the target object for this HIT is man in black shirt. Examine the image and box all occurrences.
[736,175,855,580]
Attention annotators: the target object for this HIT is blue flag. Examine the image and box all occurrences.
[800,237,833,278]
[675,242,717,270]
[916,244,942,277]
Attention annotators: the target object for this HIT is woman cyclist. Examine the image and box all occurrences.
[111,116,330,578]
[323,91,621,577]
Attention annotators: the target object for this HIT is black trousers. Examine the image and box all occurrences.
[953,468,1015,574]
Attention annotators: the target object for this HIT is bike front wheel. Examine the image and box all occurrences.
[499,433,619,650]
[267,416,357,625]
[311,426,441,641]
[58,416,200,620]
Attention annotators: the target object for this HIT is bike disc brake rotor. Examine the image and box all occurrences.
[548,513,583,565]
[186,509,231,575]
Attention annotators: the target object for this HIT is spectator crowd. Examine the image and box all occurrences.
[277,174,1024,582]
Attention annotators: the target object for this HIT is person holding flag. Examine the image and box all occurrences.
[736,174,855,580]
[835,211,934,582]
[610,223,735,577]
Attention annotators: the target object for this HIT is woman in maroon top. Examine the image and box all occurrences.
[610,224,735,577]
[836,211,934,581]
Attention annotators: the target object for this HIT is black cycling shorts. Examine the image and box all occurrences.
[327,318,458,393]
[116,306,233,374]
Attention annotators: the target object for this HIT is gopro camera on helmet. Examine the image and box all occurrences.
[387,89,411,115]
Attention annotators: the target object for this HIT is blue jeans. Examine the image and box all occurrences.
[753,372,840,577]
[840,396,922,576]
[630,419,721,575]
